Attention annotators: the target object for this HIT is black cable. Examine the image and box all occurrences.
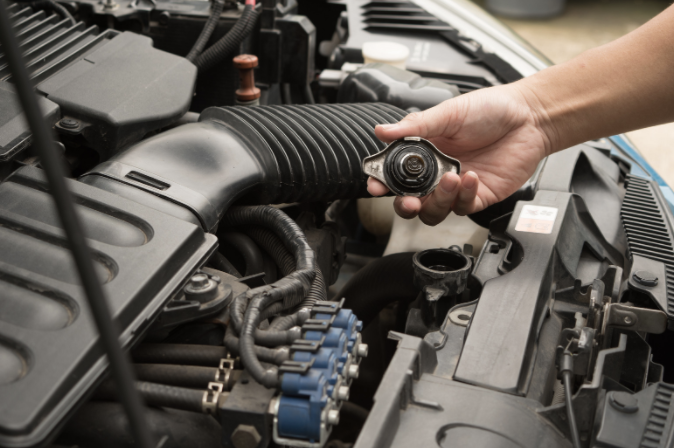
[194,5,259,72]
[0,3,156,448]
[561,352,581,448]
[222,206,316,388]
[186,0,225,62]
[224,325,289,365]
[303,84,315,104]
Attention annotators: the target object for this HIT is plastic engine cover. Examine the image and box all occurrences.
[0,166,217,447]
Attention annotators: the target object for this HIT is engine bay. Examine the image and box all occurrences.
[1,1,674,448]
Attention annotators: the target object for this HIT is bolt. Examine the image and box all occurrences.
[347,364,359,379]
[231,424,262,448]
[189,273,210,289]
[624,316,633,325]
[633,270,658,287]
[336,385,350,401]
[356,343,369,358]
[327,409,340,426]
[59,118,79,129]
[403,154,425,176]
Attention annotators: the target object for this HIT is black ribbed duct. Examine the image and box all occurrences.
[81,103,407,231]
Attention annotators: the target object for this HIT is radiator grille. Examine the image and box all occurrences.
[0,3,101,83]
[621,175,674,312]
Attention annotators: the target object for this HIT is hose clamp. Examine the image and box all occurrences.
[202,382,224,415]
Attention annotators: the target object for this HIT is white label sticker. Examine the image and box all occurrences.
[515,205,558,234]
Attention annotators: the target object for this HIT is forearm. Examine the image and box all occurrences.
[515,4,674,154]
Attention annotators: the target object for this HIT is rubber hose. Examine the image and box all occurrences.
[96,380,206,414]
[246,228,295,276]
[338,252,417,328]
[131,343,227,367]
[224,324,289,365]
[340,401,369,423]
[220,231,266,276]
[185,0,225,62]
[134,364,220,390]
[208,251,241,277]
[56,401,223,448]
[194,5,259,72]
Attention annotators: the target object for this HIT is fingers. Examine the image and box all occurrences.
[367,177,390,196]
[374,101,455,142]
[417,172,460,226]
[393,196,422,219]
[371,171,483,223]
[451,171,480,216]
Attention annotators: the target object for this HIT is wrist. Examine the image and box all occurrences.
[510,79,560,157]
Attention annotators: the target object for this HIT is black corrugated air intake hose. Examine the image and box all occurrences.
[80,103,407,232]
[193,4,259,72]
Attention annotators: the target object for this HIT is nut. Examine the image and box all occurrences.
[347,364,360,379]
[231,424,262,448]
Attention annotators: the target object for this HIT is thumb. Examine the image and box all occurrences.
[374,102,453,142]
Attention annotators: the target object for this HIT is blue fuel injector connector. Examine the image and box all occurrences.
[274,300,367,447]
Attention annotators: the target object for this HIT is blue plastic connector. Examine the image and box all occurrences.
[304,327,349,368]
[316,309,362,353]
[293,348,339,396]
[278,369,329,442]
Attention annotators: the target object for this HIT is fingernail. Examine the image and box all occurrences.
[463,172,477,190]
[376,124,397,130]
[399,199,411,213]
[440,173,459,194]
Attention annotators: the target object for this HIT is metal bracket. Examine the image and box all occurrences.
[603,303,667,334]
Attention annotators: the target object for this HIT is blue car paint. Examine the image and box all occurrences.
[610,134,674,214]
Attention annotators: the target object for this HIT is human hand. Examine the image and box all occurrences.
[367,84,554,226]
